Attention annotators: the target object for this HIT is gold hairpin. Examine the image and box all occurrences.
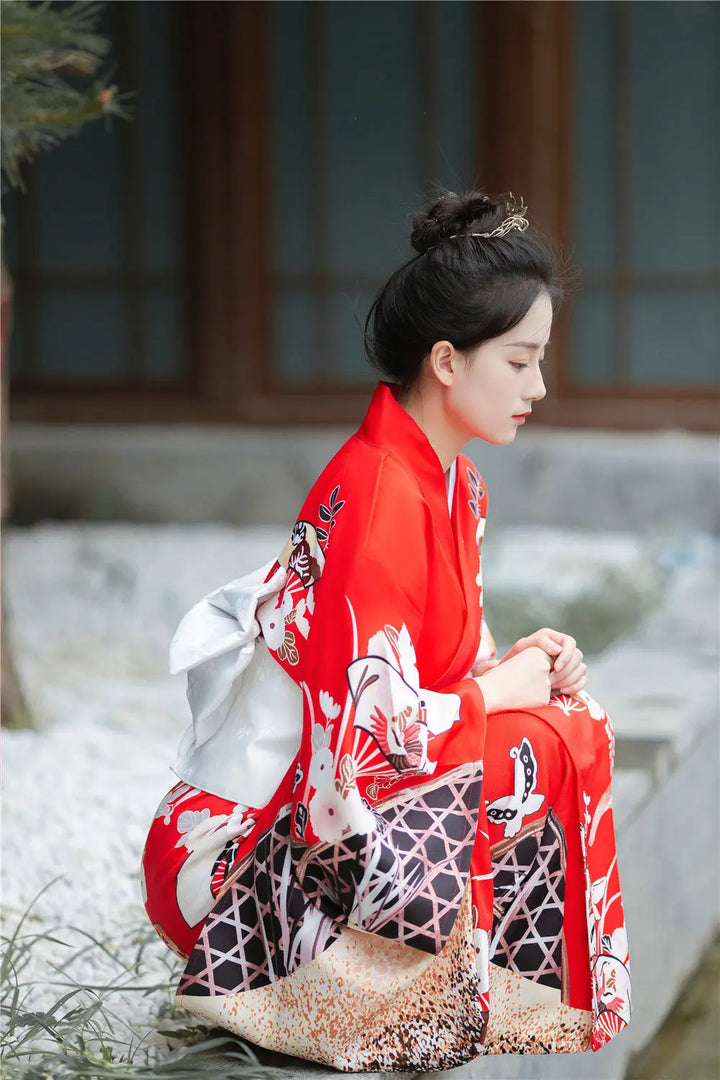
[449,194,529,240]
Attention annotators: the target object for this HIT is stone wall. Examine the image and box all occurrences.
[9,423,720,534]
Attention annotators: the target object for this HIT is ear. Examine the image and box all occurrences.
[428,340,457,387]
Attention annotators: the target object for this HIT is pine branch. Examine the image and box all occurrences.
[3,47,101,81]
[1,1,109,55]
[0,0,130,190]
[7,84,119,129]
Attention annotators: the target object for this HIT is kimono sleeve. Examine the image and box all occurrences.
[290,547,486,952]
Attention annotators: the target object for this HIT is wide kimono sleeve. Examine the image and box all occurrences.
[268,456,488,955]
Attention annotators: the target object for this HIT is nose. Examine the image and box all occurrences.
[526,365,547,403]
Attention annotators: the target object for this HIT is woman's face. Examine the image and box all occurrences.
[443,291,552,446]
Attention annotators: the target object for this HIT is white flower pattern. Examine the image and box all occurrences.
[319,690,341,721]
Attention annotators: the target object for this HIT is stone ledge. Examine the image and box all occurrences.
[9,423,719,533]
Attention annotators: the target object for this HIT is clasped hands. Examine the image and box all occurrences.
[472,627,587,696]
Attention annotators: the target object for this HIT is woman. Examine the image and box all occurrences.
[142,190,630,1071]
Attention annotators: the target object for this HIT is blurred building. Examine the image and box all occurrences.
[3,0,719,524]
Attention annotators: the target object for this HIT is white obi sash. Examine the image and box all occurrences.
[169,560,303,807]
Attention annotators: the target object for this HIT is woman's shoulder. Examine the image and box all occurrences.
[293,435,430,564]
[308,434,429,514]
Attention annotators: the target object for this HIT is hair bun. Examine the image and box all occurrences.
[409,191,506,254]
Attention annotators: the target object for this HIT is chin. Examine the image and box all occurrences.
[463,418,519,447]
[480,429,518,447]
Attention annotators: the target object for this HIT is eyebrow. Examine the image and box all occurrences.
[504,341,550,350]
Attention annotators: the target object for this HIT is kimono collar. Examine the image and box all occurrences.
[357,382,453,522]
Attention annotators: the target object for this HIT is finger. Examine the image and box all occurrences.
[537,635,563,657]
[560,681,588,697]
[471,659,500,677]
[527,646,553,670]
[505,636,544,661]
[507,636,532,656]
[553,642,576,673]
[551,656,586,688]
[553,639,578,674]
[556,674,588,696]
[553,658,586,687]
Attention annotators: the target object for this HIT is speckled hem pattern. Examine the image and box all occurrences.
[177,882,488,1072]
[482,963,592,1054]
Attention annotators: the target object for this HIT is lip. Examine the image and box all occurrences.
[512,413,530,423]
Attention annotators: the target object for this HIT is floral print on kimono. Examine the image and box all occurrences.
[574,691,631,1048]
[347,623,461,777]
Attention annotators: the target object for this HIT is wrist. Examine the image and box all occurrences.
[474,672,500,713]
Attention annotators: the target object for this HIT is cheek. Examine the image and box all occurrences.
[449,382,495,435]
[462,371,506,412]
[450,379,484,418]
[447,362,515,436]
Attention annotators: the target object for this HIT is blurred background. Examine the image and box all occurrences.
[2,0,718,526]
[1,3,718,1080]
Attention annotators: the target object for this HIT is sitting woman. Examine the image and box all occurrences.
[141,189,631,1071]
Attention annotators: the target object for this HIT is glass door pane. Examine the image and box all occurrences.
[570,0,720,389]
[5,0,186,388]
[269,0,479,389]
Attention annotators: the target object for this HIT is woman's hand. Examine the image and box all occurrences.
[502,628,588,696]
[474,647,553,713]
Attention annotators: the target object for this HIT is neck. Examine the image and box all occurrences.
[398,383,466,472]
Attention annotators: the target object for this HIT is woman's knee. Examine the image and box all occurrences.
[484,712,570,821]
[483,698,613,816]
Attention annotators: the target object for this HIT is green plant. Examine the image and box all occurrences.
[0,882,286,1079]
[1,0,129,190]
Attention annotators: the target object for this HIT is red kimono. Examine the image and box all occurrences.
[142,383,630,1070]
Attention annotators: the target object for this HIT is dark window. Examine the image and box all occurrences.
[571,0,720,390]
[268,1,480,393]
[5,1,188,393]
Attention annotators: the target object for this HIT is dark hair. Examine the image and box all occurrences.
[364,189,569,389]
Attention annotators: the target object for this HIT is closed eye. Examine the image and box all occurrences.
[510,356,547,372]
